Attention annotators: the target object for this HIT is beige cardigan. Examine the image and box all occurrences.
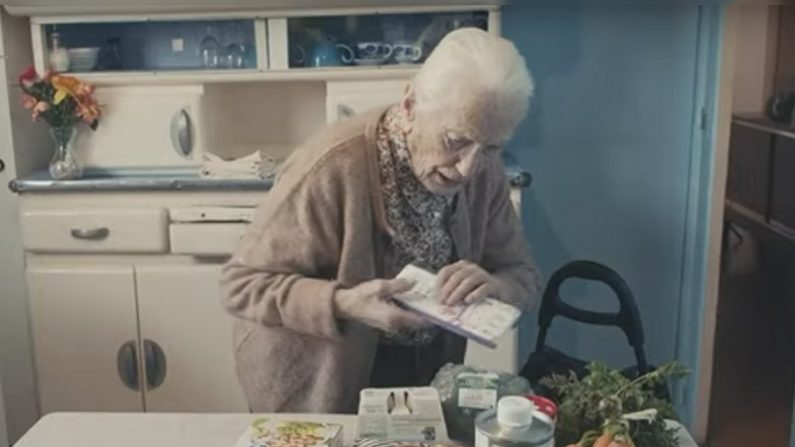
[220,107,540,413]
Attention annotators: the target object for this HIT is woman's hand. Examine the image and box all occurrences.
[437,260,501,306]
[334,278,430,333]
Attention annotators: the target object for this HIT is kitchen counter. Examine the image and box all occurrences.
[14,412,697,447]
[7,170,276,194]
[7,154,532,194]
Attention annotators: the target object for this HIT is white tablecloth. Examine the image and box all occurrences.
[13,412,698,447]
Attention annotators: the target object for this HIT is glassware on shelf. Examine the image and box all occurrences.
[199,25,220,69]
[98,37,122,71]
[48,32,70,72]
[223,21,246,69]
[224,42,245,69]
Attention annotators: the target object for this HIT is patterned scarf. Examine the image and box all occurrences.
[375,105,454,345]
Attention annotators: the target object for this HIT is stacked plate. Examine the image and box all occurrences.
[67,47,100,72]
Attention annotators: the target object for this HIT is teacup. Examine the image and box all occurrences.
[309,41,354,67]
[354,42,393,63]
[392,43,423,64]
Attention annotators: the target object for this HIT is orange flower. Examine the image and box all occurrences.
[51,75,82,105]
[77,103,100,124]
[76,82,95,97]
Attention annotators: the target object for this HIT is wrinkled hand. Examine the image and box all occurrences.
[437,260,501,306]
[334,278,430,332]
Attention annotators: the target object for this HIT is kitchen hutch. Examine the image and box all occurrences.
[2,4,530,418]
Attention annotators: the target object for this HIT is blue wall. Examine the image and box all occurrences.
[502,4,712,419]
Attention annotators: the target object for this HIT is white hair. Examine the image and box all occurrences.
[411,28,534,135]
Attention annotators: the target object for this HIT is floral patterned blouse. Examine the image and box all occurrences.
[375,105,454,345]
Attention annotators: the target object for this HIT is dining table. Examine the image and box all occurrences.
[12,412,699,447]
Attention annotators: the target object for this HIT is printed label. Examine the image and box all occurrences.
[456,372,499,410]
[458,388,499,410]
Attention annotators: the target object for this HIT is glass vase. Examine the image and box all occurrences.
[49,126,82,180]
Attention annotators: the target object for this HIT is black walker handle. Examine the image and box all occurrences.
[534,260,649,373]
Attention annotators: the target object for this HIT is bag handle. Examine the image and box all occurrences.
[534,260,649,373]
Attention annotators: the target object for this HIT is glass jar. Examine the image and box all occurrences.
[48,32,70,72]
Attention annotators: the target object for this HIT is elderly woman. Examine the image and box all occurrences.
[221,28,540,413]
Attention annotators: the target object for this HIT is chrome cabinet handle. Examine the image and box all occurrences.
[116,341,139,391]
[337,104,355,120]
[143,339,167,390]
[170,109,193,159]
[70,227,109,240]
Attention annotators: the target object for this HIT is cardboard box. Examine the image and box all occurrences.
[357,387,449,442]
[233,418,343,447]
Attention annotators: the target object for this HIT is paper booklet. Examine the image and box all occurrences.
[392,264,522,348]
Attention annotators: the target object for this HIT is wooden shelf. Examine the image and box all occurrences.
[725,200,795,245]
[733,113,795,141]
[60,65,419,85]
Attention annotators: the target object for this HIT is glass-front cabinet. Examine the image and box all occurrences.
[42,20,259,73]
[283,11,489,69]
[30,7,498,80]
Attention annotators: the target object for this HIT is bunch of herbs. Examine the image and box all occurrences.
[539,362,688,447]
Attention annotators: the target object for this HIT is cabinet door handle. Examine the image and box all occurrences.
[337,104,355,120]
[70,227,110,240]
[116,341,139,391]
[143,339,167,390]
[170,108,193,159]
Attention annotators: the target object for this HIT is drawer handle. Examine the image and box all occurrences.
[144,339,167,390]
[70,227,110,240]
[170,108,193,159]
[116,341,140,391]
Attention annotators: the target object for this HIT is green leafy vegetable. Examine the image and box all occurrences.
[539,362,688,447]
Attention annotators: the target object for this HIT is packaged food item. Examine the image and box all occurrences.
[474,396,555,447]
[393,265,521,348]
[354,440,466,447]
[233,418,343,447]
[431,363,533,443]
[356,387,449,442]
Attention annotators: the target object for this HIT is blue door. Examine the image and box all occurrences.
[503,4,716,424]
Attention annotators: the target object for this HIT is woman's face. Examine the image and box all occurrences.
[402,91,513,196]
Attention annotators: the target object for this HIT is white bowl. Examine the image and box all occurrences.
[67,47,100,72]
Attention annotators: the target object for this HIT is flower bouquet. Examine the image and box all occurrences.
[18,65,100,179]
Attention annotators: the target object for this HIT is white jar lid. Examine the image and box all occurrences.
[497,396,536,428]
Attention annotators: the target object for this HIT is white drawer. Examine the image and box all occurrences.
[169,223,247,256]
[21,208,168,253]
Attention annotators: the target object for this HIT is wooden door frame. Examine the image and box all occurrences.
[675,4,737,444]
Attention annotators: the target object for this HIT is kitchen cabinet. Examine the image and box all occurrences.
[135,264,248,412]
[26,260,249,414]
[26,265,143,413]
[74,85,207,171]
[281,10,489,69]
[20,197,261,415]
[37,19,261,73]
[326,80,406,123]
[26,7,498,85]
